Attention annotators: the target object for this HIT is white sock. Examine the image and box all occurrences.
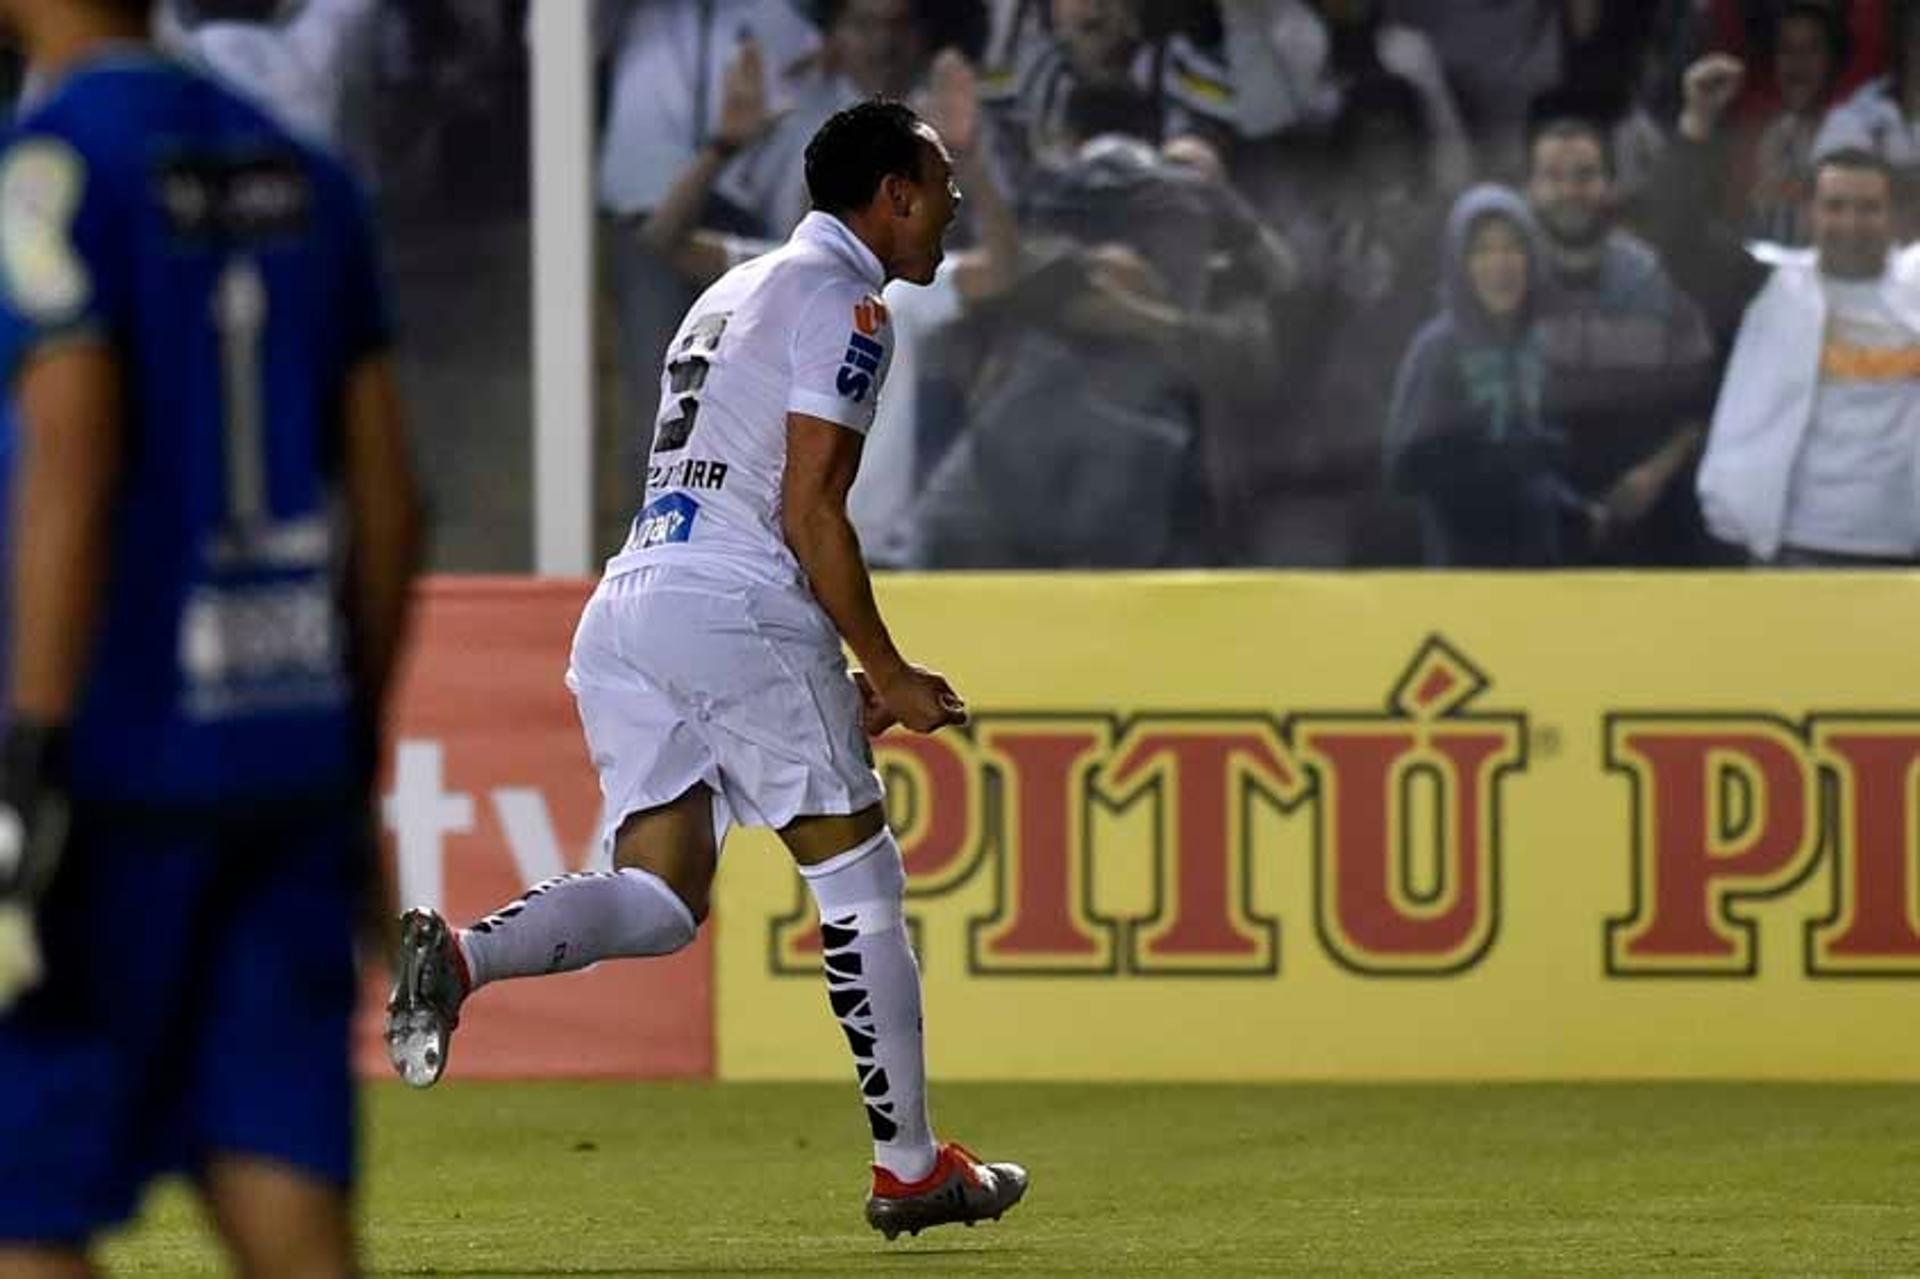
[457,868,697,990]
[801,828,939,1183]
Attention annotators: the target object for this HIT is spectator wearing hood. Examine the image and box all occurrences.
[1387,185,1585,567]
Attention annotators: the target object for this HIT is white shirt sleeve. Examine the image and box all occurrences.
[282,0,380,76]
[186,26,333,141]
[787,278,894,434]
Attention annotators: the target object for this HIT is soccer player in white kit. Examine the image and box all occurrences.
[385,100,1028,1240]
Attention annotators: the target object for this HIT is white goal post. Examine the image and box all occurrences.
[529,0,595,576]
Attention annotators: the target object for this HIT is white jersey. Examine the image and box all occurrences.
[605,212,896,588]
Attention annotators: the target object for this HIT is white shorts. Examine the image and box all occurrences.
[567,565,883,858]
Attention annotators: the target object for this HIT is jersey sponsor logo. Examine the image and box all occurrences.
[1820,339,1920,382]
[0,138,91,323]
[629,492,700,551]
[837,297,889,404]
[157,153,312,243]
[179,576,347,721]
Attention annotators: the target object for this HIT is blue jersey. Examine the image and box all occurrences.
[0,51,392,808]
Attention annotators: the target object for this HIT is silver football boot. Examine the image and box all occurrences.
[866,1142,1029,1240]
[384,908,468,1088]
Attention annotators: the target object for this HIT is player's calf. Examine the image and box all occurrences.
[385,862,703,1088]
[797,825,940,1182]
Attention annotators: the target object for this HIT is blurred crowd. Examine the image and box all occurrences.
[17,0,1920,571]
[596,0,1920,571]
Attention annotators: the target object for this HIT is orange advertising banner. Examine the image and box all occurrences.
[350,578,712,1080]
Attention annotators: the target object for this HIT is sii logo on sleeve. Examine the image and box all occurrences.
[835,296,888,405]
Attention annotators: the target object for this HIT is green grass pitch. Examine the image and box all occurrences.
[100,1081,1920,1274]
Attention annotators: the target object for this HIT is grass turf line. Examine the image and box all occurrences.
[100,1081,1920,1274]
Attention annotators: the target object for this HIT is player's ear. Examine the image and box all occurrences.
[882,172,915,219]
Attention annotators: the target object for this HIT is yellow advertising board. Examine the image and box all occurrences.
[714,573,1920,1081]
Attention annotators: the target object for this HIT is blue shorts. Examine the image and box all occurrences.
[0,804,362,1246]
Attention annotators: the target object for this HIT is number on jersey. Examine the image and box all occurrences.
[655,311,729,453]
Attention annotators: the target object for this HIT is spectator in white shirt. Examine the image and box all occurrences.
[1654,54,1920,566]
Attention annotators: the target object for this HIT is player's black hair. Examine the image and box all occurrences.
[805,98,932,215]
[1062,81,1164,146]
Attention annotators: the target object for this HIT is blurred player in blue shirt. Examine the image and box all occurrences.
[0,0,424,1272]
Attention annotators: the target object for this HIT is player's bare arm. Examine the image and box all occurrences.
[781,410,965,735]
[0,342,120,1002]
[11,342,121,723]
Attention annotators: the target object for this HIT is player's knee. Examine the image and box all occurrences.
[611,807,717,929]
[799,826,907,933]
[615,858,711,929]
